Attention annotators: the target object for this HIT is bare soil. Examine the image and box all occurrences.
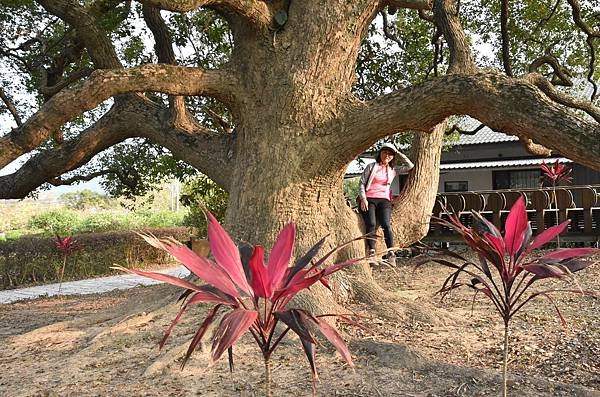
[1,253,599,397]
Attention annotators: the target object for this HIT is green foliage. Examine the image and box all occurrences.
[343,177,360,203]
[131,209,186,229]
[180,175,228,237]
[461,0,599,80]
[22,206,185,236]
[96,139,196,201]
[0,227,191,289]
[59,189,114,210]
[355,9,440,102]
[27,210,80,235]
[73,212,127,233]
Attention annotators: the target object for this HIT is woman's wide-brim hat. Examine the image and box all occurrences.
[379,142,400,155]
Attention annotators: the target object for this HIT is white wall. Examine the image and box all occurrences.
[438,169,493,192]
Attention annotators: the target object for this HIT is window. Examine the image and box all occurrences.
[493,170,541,189]
[445,181,468,192]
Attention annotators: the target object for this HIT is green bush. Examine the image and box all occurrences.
[74,212,128,233]
[343,177,360,202]
[59,189,114,210]
[132,209,186,228]
[181,175,228,237]
[0,227,192,289]
[27,210,80,235]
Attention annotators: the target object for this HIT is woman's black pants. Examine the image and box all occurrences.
[362,198,393,250]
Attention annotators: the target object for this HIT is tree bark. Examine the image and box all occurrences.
[392,124,445,247]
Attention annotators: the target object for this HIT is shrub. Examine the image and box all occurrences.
[27,210,80,235]
[0,227,192,289]
[74,212,128,233]
[132,209,186,228]
[180,175,228,237]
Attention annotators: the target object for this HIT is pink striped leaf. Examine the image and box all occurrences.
[267,223,296,291]
[248,245,272,298]
[211,309,258,361]
[181,304,223,369]
[112,266,202,292]
[138,234,241,298]
[206,212,253,296]
[527,221,570,252]
[503,197,529,257]
[159,291,225,349]
[541,248,599,261]
[521,263,567,279]
[298,310,354,367]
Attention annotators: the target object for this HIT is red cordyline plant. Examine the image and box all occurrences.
[114,213,364,396]
[540,159,573,248]
[55,235,76,294]
[540,159,573,185]
[418,197,598,397]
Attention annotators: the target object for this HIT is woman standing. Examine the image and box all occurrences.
[358,143,414,260]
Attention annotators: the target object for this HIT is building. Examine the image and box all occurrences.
[346,127,600,194]
[438,127,600,192]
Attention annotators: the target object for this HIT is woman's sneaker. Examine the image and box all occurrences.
[386,251,397,266]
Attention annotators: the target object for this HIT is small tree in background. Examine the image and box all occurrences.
[419,197,598,397]
[540,160,573,248]
[180,175,228,237]
[115,212,363,396]
[59,189,114,210]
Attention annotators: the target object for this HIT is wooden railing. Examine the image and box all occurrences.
[427,185,600,243]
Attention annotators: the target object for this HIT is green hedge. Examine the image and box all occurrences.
[0,227,192,290]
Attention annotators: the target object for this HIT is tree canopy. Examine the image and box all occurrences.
[0,0,598,245]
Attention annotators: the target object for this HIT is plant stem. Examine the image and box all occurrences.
[502,324,509,397]
[264,357,272,397]
[58,256,67,295]
[552,185,560,248]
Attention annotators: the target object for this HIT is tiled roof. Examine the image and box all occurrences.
[346,158,375,176]
[453,118,518,145]
[441,157,572,170]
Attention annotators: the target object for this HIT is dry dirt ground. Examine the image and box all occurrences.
[1,252,599,397]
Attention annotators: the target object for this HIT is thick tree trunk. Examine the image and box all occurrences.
[224,163,380,311]
[392,123,446,247]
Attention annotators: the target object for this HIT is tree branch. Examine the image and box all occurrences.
[142,4,196,130]
[35,0,123,69]
[528,54,573,87]
[565,0,599,101]
[49,170,116,186]
[387,0,433,11]
[342,71,600,171]
[0,97,234,199]
[380,10,405,50]
[136,0,271,28]
[432,0,475,74]
[0,64,240,168]
[0,107,132,199]
[39,67,95,97]
[204,106,233,133]
[527,73,600,123]
[446,122,485,136]
[0,88,23,126]
[392,123,445,246]
[500,0,513,76]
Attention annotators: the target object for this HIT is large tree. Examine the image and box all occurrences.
[1,0,599,307]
